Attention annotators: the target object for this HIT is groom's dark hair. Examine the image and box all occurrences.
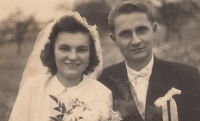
[108,0,155,33]
[40,16,99,75]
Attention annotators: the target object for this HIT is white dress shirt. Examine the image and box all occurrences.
[9,75,112,121]
[125,56,154,119]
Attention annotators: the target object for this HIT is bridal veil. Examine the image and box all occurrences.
[19,11,103,92]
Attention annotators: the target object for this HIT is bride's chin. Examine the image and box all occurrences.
[63,72,82,80]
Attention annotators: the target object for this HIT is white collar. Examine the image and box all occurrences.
[125,55,154,81]
[52,75,90,96]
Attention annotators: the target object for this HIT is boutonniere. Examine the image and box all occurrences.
[154,87,181,121]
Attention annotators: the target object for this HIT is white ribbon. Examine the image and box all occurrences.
[154,87,181,121]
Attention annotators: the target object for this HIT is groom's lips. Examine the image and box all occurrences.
[131,47,144,51]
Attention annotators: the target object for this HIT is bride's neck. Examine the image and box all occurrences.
[56,73,82,88]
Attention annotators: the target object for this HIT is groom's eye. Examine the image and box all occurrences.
[137,26,148,34]
[119,30,131,37]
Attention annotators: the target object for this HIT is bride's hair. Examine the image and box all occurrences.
[40,15,99,75]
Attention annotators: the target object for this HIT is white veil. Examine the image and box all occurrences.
[19,11,103,92]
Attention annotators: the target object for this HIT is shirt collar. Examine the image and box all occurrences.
[125,55,154,81]
[52,75,66,96]
[52,75,90,96]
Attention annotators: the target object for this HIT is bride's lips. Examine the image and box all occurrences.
[64,63,80,67]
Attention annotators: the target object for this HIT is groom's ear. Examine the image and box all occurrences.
[153,23,157,36]
[109,33,116,42]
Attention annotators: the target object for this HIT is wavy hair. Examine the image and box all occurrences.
[40,16,99,75]
[108,0,155,33]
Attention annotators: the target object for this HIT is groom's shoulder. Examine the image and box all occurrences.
[98,61,124,87]
[155,57,199,75]
[102,61,124,74]
[98,61,125,82]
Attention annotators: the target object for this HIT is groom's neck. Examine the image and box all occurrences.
[125,54,153,71]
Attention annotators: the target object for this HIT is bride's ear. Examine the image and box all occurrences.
[109,33,116,42]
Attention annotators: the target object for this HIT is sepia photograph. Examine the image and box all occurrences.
[0,0,200,121]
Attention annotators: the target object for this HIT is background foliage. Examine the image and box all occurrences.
[0,0,200,120]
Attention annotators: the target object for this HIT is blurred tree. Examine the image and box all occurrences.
[154,0,200,41]
[0,10,38,54]
[0,15,15,44]
[15,15,36,53]
[73,0,111,34]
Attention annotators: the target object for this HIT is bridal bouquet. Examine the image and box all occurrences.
[49,95,122,121]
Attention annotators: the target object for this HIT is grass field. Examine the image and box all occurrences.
[0,22,200,121]
[0,40,36,120]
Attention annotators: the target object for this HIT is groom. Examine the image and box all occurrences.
[98,0,200,121]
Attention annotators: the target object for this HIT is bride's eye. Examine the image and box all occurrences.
[77,47,88,53]
[59,45,70,52]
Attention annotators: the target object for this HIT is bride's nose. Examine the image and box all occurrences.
[68,50,78,61]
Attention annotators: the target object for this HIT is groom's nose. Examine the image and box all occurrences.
[130,32,141,45]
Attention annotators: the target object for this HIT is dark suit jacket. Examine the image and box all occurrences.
[98,57,200,121]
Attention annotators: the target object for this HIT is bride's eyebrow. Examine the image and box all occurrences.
[58,44,89,48]
[78,45,89,47]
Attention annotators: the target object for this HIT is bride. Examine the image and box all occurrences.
[9,11,112,121]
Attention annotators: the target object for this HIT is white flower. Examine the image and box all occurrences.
[110,110,122,121]
[81,109,99,121]
[63,114,76,121]
[70,108,82,119]
[50,97,122,121]
[86,101,111,120]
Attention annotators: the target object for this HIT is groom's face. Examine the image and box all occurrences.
[111,12,157,63]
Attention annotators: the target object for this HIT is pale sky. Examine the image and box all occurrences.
[1,0,199,22]
[0,0,75,22]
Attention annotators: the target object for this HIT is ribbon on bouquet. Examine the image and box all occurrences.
[154,87,181,121]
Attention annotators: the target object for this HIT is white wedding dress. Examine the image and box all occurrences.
[9,11,112,121]
[9,75,112,121]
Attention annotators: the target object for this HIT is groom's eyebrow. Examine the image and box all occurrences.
[58,44,68,47]
[118,29,131,34]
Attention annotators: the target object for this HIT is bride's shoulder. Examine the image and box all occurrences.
[24,75,53,88]
[18,75,54,94]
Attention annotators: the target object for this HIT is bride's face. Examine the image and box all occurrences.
[54,31,90,80]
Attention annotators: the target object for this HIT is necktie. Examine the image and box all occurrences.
[129,70,149,119]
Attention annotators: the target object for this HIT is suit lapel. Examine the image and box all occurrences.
[112,58,178,121]
[113,62,144,121]
[145,57,176,120]
[114,61,132,101]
